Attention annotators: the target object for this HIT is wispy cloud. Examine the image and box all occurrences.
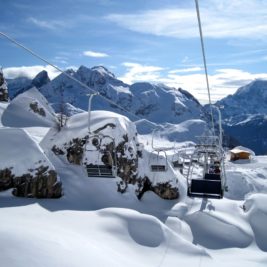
[83,50,109,58]
[169,67,202,74]
[119,63,267,103]
[119,62,164,84]
[27,17,67,30]
[54,56,68,65]
[3,65,61,80]
[163,68,267,103]
[105,0,267,39]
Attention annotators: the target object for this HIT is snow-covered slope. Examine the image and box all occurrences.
[217,80,267,119]
[223,115,267,155]
[211,79,267,154]
[1,87,58,127]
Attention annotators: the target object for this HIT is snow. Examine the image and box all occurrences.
[230,146,255,155]
[42,110,137,149]
[1,87,58,127]
[0,102,9,126]
[0,128,56,177]
[1,90,267,266]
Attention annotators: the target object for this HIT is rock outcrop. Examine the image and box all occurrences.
[43,111,179,200]
[0,128,63,198]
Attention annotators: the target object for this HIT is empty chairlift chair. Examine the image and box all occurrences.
[171,147,183,169]
[83,134,117,178]
[148,129,174,172]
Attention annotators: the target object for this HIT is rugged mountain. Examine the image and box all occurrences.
[7,70,50,99]
[223,114,267,155]
[213,79,267,154]
[217,80,267,123]
[38,65,204,124]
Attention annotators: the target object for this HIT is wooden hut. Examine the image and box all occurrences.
[230,148,251,161]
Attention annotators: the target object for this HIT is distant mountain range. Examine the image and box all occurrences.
[214,79,267,154]
[6,66,267,154]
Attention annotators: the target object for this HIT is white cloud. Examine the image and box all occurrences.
[83,50,109,58]
[3,65,61,80]
[105,0,267,39]
[119,62,164,84]
[27,17,67,30]
[120,63,267,103]
[169,67,202,74]
[162,69,267,103]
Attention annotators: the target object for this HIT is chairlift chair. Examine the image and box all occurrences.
[171,146,184,169]
[83,134,117,178]
[186,137,225,199]
[148,129,174,172]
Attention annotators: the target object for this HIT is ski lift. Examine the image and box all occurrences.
[171,145,184,169]
[185,0,227,199]
[83,93,117,178]
[148,129,174,172]
[186,136,225,199]
[83,133,117,178]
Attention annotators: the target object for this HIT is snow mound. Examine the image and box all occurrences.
[99,208,164,247]
[0,128,56,176]
[225,156,267,200]
[1,87,58,127]
[181,199,254,250]
[0,102,9,127]
[185,211,253,249]
[98,208,208,255]
[43,110,137,148]
[244,193,267,252]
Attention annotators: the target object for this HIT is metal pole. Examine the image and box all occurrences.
[212,105,222,148]
[87,92,99,133]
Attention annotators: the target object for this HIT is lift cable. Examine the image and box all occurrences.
[0,31,143,122]
[194,0,215,135]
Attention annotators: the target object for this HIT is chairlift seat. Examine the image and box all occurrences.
[172,161,183,168]
[86,164,115,178]
[188,179,223,199]
[153,147,173,152]
[204,173,221,181]
[151,165,166,172]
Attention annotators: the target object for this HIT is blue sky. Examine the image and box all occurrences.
[1,0,267,103]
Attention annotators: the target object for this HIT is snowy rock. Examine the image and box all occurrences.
[1,87,58,127]
[42,110,180,199]
[0,69,9,102]
[0,128,62,198]
[43,110,140,186]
